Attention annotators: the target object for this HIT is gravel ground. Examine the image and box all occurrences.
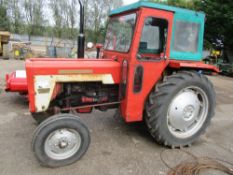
[0,60,233,175]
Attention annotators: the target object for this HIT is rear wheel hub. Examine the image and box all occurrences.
[167,86,209,139]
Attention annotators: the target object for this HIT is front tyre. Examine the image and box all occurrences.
[145,71,215,148]
[31,112,51,124]
[32,114,90,167]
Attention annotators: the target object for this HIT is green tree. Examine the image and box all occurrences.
[196,0,233,51]
[151,0,233,53]
[49,0,63,38]
[8,0,23,33]
[0,3,10,31]
[24,0,45,40]
[86,0,123,43]
[49,0,78,40]
[150,0,197,10]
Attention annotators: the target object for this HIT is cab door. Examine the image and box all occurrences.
[121,8,174,122]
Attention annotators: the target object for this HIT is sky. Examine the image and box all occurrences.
[123,0,139,5]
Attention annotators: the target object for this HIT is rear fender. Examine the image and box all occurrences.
[168,60,220,73]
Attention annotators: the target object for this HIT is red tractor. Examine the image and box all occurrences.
[5,1,218,167]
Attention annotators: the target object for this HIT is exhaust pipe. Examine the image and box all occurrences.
[78,0,85,58]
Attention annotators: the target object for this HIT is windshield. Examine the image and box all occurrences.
[104,13,137,52]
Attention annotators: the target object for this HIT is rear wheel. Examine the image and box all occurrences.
[145,71,215,148]
[32,114,90,167]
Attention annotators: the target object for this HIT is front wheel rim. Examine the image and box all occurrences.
[167,86,209,139]
[44,128,81,160]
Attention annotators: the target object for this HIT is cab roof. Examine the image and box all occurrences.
[110,1,205,18]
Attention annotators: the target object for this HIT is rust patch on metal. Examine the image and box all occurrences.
[38,88,50,94]
[58,69,93,74]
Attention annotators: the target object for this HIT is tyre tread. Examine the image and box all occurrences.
[145,71,216,148]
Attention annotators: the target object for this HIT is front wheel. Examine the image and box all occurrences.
[32,114,90,167]
[145,71,215,148]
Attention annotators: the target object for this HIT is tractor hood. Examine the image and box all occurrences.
[25,58,121,112]
[5,58,121,94]
[5,58,121,95]
[26,58,121,84]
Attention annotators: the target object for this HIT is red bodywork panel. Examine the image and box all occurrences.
[169,60,220,72]
[26,58,121,112]
[5,72,28,93]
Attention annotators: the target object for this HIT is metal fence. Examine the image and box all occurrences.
[11,34,77,48]
[10,34,77,58]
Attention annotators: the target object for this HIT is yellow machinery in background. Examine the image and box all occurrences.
[0,31,10,58]
[12,42,33,60]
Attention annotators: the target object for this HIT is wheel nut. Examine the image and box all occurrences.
[59,141,68,149]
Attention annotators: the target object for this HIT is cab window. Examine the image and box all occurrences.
[138,17,168,60]
[104,13,137,53]
[173,21,200,53]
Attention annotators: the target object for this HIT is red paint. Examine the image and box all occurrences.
[82,97,95,103]
[141,53,162,60]
[26,58,121,112]
[76,107,92,113]
[96,43,103,49]
[5,72,28,93]
[51,84,62,100]
[168,60,220,72]
[103,8,174,122]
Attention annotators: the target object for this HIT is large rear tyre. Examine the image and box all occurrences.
[145,71,215,148]
[32,114,90,167]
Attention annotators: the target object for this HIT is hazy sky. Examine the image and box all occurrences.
[123,0,139,5]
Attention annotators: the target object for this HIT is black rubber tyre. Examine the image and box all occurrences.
[32,112,51,124]
[32,108,62,124]
[144,71,216,148]
[32,114,90,167]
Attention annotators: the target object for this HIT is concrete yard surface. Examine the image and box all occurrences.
[0,60,232,175]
